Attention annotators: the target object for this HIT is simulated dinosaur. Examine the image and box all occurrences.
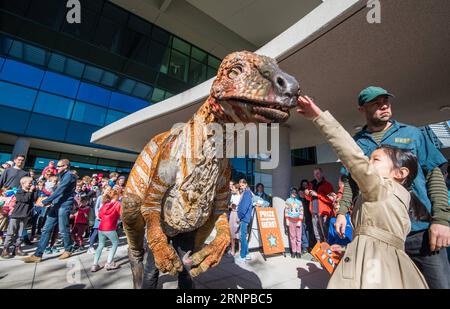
[121,51,300,288]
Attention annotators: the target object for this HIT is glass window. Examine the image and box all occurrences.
[0,57,4,70]
[128,15,152,36]
[61,6,99,42]
[0,59,44,88]
[105,109,127,125]
[151,88,165,103]
[65,122,101,146]
[0,152,12,165]
[81,0,103,13]
[148,40,168,70]
[100,71,118,88]
[191,47,207,63]
[117,78,136,95]
[172,37,190,55]
[207,66,216,79]
[33,92,74,119]
[83,65,103,83]
[94,17,123,51]
[77,82,111,107]
[48,53,85,79]
[72,101,107,126]
[165,92,173,99]
[41,71,80,98]
[189,59,206,85]
[26,113,69,141]
[98,158,118,167]
[208,56,221,70]
[102,1,128,25]
[159,47,171,74]
[168,50,189,82]
[152,27,172,46]
[26,0,65,30]
[1,0,31,16]
[96,165,117,172]
[109,92,148,113]
[0,35,13,56]
[0,81,37,111]
[9,40,48,66]
[120,30,150,63]
[132,83,153,100]
[34,157,57,171]
[0,105,30,134]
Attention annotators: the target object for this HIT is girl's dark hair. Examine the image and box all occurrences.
[256,183,264,189]
[299,179,309,190]
[378,145,418,188]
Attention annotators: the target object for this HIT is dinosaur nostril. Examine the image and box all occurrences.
[276,77,285,88]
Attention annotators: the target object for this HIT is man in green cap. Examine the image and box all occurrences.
[336,86,450,289]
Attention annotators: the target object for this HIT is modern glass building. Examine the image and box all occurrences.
[0,0,228,177]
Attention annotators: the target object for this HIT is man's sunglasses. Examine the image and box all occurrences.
[57,165,66,168]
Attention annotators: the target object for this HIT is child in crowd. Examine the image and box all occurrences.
[1,177,37,258]
[45,175,58,194]
[87,185,111,254]
[41,161,57,176]
[228,183,241,256]
[108,172,119,188]
[30,180,51,241]
[0,186,14,245]
[71,195,91,250]
[297,95,428,288]
[285,187,304,258]
[91,188,121,272]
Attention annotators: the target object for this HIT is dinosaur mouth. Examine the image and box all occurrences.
[230,98,293,123]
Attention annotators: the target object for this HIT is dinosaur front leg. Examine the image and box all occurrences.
[185,212,230,277]
[144,210,183,276]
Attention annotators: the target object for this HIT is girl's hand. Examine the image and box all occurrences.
[297,95,323,120]
[330,244,346,257]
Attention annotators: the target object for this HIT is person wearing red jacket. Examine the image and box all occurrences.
[91,189,121,272]
[305,168,335,243]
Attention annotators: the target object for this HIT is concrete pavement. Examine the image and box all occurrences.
[0,236,330,289]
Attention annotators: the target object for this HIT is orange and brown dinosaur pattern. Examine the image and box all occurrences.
[121,51,300,288]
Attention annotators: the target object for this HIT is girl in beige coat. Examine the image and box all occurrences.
[297,96,428,289]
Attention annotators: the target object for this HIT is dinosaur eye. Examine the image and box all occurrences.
[228,66,243,79]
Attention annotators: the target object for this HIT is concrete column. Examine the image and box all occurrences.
[11,137,30,162]
[248,125,292,251]
[271,125,292,250]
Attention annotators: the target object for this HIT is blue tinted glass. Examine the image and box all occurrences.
[0,105,30,134]
[0,81,37,111]
[0,57,4,70]
[72,101,107,126]
[48,53,85,79]
[100,71,119,88]
[34,157,56,171]
[33,92,74,119]
[83,65,103,83]
[41,71,80,98]
[109,92,149,113]
[117,78,136,94]
[9,41,48,66]
[77,82,111,107]
[132,83,153,100]
[95,165,117,172]
[0,153,11,165]
[0,59,44,88]
[105,109,127,125]
[26,113,69,141]
[65,122,101,146]
[70,162,98,170]
[0,36,13,55]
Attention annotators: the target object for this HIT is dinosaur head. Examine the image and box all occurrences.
[210,51,300,123]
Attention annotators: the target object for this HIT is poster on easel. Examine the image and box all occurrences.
[255,207,285,256]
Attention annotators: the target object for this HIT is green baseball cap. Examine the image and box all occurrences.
[358,86,394,106]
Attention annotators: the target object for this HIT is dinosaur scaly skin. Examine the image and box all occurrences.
[121,51,300,288]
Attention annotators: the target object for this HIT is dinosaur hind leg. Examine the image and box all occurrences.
[121,192,145,289]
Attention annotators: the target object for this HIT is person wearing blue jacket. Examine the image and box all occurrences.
[23,159,77,263]
[237,179,253,262]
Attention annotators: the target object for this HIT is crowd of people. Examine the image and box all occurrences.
[0,85,449,289]
[0,157,126,272]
